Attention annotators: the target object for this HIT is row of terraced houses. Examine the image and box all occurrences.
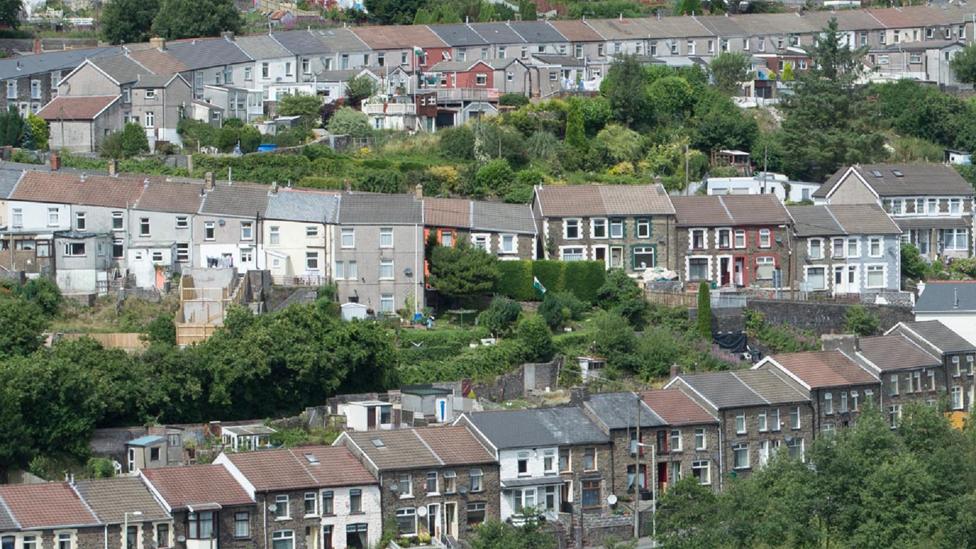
[2,317,974,548]
[1,4,975,150]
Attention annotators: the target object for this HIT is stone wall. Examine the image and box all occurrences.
[470,359,560,401]
[746,299,914,335]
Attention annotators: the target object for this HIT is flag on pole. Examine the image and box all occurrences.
[533,276,547,295]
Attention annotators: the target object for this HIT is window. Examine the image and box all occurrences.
[474,74,487,86]
[241,247,253,264]
[564,218,581,239]
[303,492,317,516]
[609,218,624,238]
[717,228,731,249]
[832,238,845,258]
[275,494,290,518]
[268,226,280,245]
[928,369,937,390]
[204,221,215,240]
[943,228,968,251]
[758,410,767,432]
[145,111,155,128]
[350,489,362,513]
[48,207,60,227]
[397,508,417,535]
[756,257,775,280]
[439,231,454,247]
[305,225,319,238]
[244,66,252,81]
[866,265,885,288]
[11,208,21,228]
[425,471,438,494]
[341,228,355,248]
[692,427,706,450]
[806,267,826,291]
[517,451,529,475]
[397,473,413,496]
[379,294,395,314]
[470,468,483,492]
[759,229,771,248]
[188,511,215,539]
[444,471,457,493]
[175,216,188,229]
[543,450,556,474]
[927,198,939,215]
[735,413,746,434]
[734,230,746,249]
[240,222,253,241]
[123,87,131,103]
[852,390,860,411]
[113,239,124,259]
[733,443,749,469]
[633,246,655,270]
[156,524,170,545]
[889,373,899,396]
[57,534,72,549]
[688,258,709,282]
[111,211,124,230]
[692,460,710,485]
[500,234,516,254]
[5,80,14,99]
[559,448,570,471]
[592,218,607,238]
[950,198,962,214]
[636,218,651,238]
[787,438,804,461]
[790,406,801,429]
[379,259,394,280]
[890,199,903,215]
[63,242,86,256]
[379,227,393,248]
[824,392,833,415]
[467,501,486,526]
[953,386,964,410]
[770,408,781,431]
[583,447,597,470]
[139,217,150,237]
[322,491,334,515]
[846,238,859,258]
[581,480,600,508]
[272,530,294,549]
[869,237,883,257]
[560,247,585,261]
[840,391,849,412]
[968,355,974,376]
[690,229,706,249]
[889,405,901,428]
[75,212,86,230]
[234,512,250,537]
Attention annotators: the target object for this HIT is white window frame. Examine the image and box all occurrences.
[689,228,707,250]
[609,218,624,239]
[694,427,706,450]
[341,227,355,248]
[824,392,833,415]
[559,246,585,261]
[692,460,710,485]
[732,443,749,470]
[759,228,772,248]
[500,234,517,254]
[241,222,253,241]
[563,218,582,240]
[865,264,886,289]
[734,229,746,249]
[379,259,395,280]
[735,413,746,434]
[868,236,883,257]
[804,266,827,291]
[379,227,394,248]
[204,221,215,241]
[274,494,290,519]
[636,218,651,238]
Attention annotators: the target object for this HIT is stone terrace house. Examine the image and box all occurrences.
[813,163,975,261]
[0,482,102,549]
[0,46,118,116]
[336,426,499,544]
[141,465,257,549]
[128,179,206,290]
[755,350,881,435]
[74,477,174,549]
[850,333,943,428]
[195,175,270,273]
[215,446,380,549]
[665,369,813,485]
[641,388,720,494]
[37,94,122,153]
[581,392,665,500]
[532,184,676,274]
[333,192,425,315]
[888,320,976,420]
[263,187,339,286]
[787,203,903,295]
[423,196,536,260]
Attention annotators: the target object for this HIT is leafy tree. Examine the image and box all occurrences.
[658,477,724,549]
[120,122,150,158]
[0,296,47,359]
[469,520,556,549]
[0,0,22,29]
[152,0,242,40]
[15,277,61,316]
[950,43,976,85]
[326,107,372,139]
[593,124,643,164]
[477,296,522,336]
[146,314,177,346]
[518,0,537,21]
[691,94,759,153]
[0,106,24,147]
[564,98,587,151]
[592,311,640,372]
[538,290,586,330]
[596,269,647,328]
[499,93,530,107]
[364,0,424,24]
[278,94,324,127]
[648,75,696,125]
[472,158,515,198]
[674,0,702,15]
[845,305,880,336]
[516,315,555,363]
[25,113,48,150]
[428,240,501,301]
[101,0,160,44]
[439,125,475,160]
[696,281,712,340]
[345,75,377,108]
[601,55,650,128]
[354,169,403,193]
[709,52,752,95]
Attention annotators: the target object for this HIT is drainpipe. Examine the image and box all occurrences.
[717,411,725,492]
[263,494,269,549]
[104,524,109,549]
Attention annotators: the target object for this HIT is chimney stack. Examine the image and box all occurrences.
[49,153,60,171]
[204,171,216,190]
[271,181,279,194]
[222,31,235,41]
[149,36,166,50]
[822,334,859,354]
[108,159,118,176]
[669,364,682,379]
[32,38,41,54]
[415,183,423,200]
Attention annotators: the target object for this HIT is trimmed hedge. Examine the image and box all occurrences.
[494,260,606,303]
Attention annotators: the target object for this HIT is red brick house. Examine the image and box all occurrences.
[425,59,495,89]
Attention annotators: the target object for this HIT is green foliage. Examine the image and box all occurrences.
[564,98,587,151]
[744,308,818,353]
[354,169,403,193]
[105,122,150,159]
[0,295,48,360]
[145,314,177,346]
[15,277,61,317]
[845,305,880,336]
[327,107,372,139]
[438,125,476,160]
[562,261,606,304]
[25,113,48,150]
[0,106,24,147]
[477,296,522,337]
[593,124,644,164]
[269,427,340,447]
[472,158,515,198]
[86,457,116,478]
[277,94,323,127]
[101,0,159,44]
[601,55,650,128]
[469,519,556,549]
[950,42,976,85]
[364,0,423,24]
[596,269,648,328]
[531,260,564,297]
[495,260,536,301]
[900,243,929,282]
[516,315,555,363]
[345,75,377,108]
[538,290,587,331]
[696,282,712,340]
[592,311,640,372]
[428,241,501,300]
[152,0,242,39]
[499,93,530,107]
[192,153,313,184]
[518,0,536,21]
[0,0,21,29]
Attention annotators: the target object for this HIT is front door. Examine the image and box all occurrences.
[305,526,318,549]
[367,406,376,429]
[720,257,732,286]
[444,502,458,539]
[427,504,440,538]
[594,246,607,268]
[734,257,745,286]
[610,246,624,269]
[657,462,668,492]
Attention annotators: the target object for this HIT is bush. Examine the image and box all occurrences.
[531,261,565,297]
[17,277,61,316]
[120,122,150,157]
[499,93,530,107]
[516,315,555,363]
[538,291,587,330]
[146,314,176,346]
[696,282,712,340]
[744,309,817,353]
[355,169,404,193]
[327,107,372,138]
[845,305,880,336]
[495,261,536,301]
[473,158,516,198]
[562,261,606,304]
[477,296,522,336]
[438,125,475,160]
[86,457,116,478]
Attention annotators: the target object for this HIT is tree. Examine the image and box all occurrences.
[0,296,47,360]
[428,240,501,301]
[120,122,150,157]
[152,0,242,40]
[564,98,586,151]
[845,305,880,336]
[278,94,324,128]
[101,0,160,44]
[477,296,522,336]
[327,107,372,139]
[596,269,648,328]
[601,55,651,128]
[709,52,752,95]
[0,106,24,147]
[518,0,537,21]
[516,315,555,363]
[593,124,644,164]
[950,43,976,85]
[473,158,515,198]
[696,281,712,340]
[499,93,529,107]
[25,113,48,151]
[16,277,61,317]
[364,0,424,24]
[439,125,476,160]
[592,311,640,372]
[345,75,377,108]
[0,0,22,29]
[901,243,929,281]
[538,291,586,330]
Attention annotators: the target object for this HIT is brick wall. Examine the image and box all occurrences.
[171,506,259,549]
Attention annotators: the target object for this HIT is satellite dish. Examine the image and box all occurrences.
[267,504,277,512]
[458,486,469,495]
[390,483,401,494]
[607,494,618,506]
[417,506,428,518]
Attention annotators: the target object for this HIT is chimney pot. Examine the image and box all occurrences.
[204,171,215,190]
[49,152,60,171]
[108,159,118,176]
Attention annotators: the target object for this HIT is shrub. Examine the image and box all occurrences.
[477,296,522,336]
[562,261,606,304]
[495,261,536,301]
[438,125,475,160]
[355,169,404,193]
[327,107,372,138]
[17,277,61,316]
[86,457,116,478]
[516,315,555,363]
[696,282,712,340]
[473,158,516,198]
[845,305,880,336]
[531,261,565,297]
[538,291,587,330]
[499,93,530,107]
[120,122,150,158]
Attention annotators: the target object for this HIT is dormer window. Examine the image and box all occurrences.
[122,87,131,103]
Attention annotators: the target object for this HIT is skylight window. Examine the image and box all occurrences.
[871,170,883,177]
[371,439,385,448]
[304,453,320,464]
[892,169,904,177]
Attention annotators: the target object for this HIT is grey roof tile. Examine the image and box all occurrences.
[338,192,422,225]
[467,407,609,449]
[0,496,18,530]
[788,205,845,236]
[0,166,23,199]
[535,184,675,217]
[470,22,526,44]
[307,28,371,53]
[896,320,976,354]
[0,46,120,80]
[73,477,170,525]
[857,334,942,371]
[676,369,807,410]
[165,37,251,70]
[507,21,567,43]
[428,24,488,47]
[815,163,974,198]
[916,281,976,313]
[90,54,151,84]
[233,35,292,60]
[471,200,536,234]
[265,188,340,223]
[584,392,665,430]
[199,182,270,217]
[827,204,902,235]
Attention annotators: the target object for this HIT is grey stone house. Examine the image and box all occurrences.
[664,369,814,486]
[532,184,676,273]
[128,178,206,289]
[216,446,381,549]
[141,465,258,549]
[423,196,536,261]
[333,192,425,315]
[755,350,882,435]
[813,164,975,261]
[337,426,498,543]
[195,174,269,273]
[642,388,721,494]
[887,320,976,415]
[74,477,174,549]
[787,203,903,295]
[0,45,118,116]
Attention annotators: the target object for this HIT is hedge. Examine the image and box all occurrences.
[494,260,606,303]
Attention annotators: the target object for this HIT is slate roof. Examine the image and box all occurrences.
[470,23,525,44]
[345,427,494,471]
[131,74,180,88]
[671,195,789,227]
[11,171,150,208]
[583,392,665,430]
[233,35,292,60]
[74,477,170,524]
[694,15,748,37]
[787,205,844,236]
[768,350,878,389]
[337,192,422,225]
[802,9,885,31]
[916,281,976,313]
[0,166,22,199]
[508,21,567,43]
[815,163,974,198]
[307,28,371,53]
[351,26,447,50]
[472,201,536,234]
[36,95,119,120]
[895,217,972,230]
[642,388,717,425]
[673,369,808,410]
[165,37,251,70]
[535,184,675,217]
[895,320,976,354]
[222,446,376,491]
[265,188,340,223]
[89,54,152,84]
[428,59,492,72]
[428,24,488,47]
[199,182,270,217]
[788,204,900,236]
[465,407,609,449]
[0,46,119,80]
[586,18,652,40]
[127,47,188,75]
[880,39,963,52]
[532,54,584,67]
[856,334,941,372]
[0,483,100,529]
[142,465,254,510]
[415,426,497,466]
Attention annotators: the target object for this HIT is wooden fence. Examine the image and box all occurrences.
[58,332,148,352]
[645,291,698,308]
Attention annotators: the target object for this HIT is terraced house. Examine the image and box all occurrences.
[532,184,676,274]
[423,196,536,260]
[642,388,721,494]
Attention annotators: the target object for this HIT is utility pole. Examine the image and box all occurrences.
[762,144,768,194]
[634,393,641,539]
